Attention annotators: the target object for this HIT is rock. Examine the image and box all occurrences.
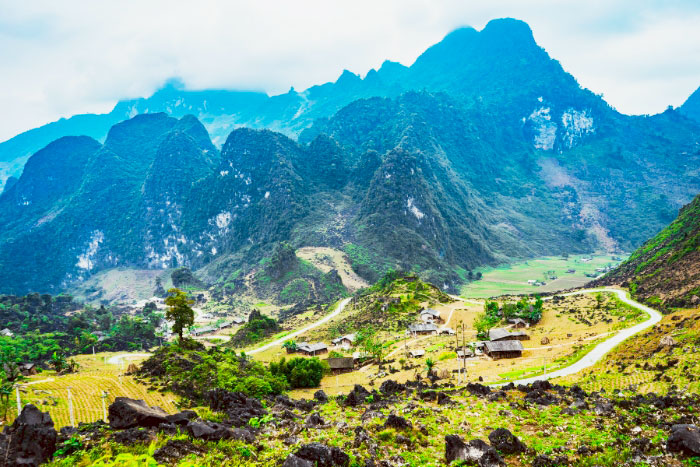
[384,414,412,430]
[540,337,550,345]
[667,424,700,456]
[343,385,371,407]
[111,427,155,445]
[445,435,504,466]
[594,401,615,416]
[153,439,206,464]
[466,383,491,397]
[488,428,526,454]
[305,413,325,428]
[293,442,350,467]
[314,390,328,403]
[437,392,452,405]
[570,399,589,411]
[185,420,254,443]
[207,389,267,427]
[395,434,412,446]
[165,409,197,426]
[108,397,169,429]
[524,389,558,406]
[380,380,405,395]
[282,454,315,467]
[0,404,57,467]
[660,335,677,347]
[354,427,371,448]
[284,436,300,446]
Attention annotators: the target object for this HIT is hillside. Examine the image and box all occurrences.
[1,19,700,297]
[595,194,700,308]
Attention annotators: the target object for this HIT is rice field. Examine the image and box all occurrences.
[9,353,179,429]
[460,254,625,298]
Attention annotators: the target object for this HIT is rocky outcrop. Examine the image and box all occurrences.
[207,389,267,426]
[108,397,169,429]
[667,424,700,456]
[0,404,57,467]
[343,385,371,407]
[488,428,527,454]
[445,435,504,466]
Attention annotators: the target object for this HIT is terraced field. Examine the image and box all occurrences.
[14,353,179,428]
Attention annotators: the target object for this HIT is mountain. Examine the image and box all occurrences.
[595,194,700,309]
[1,18,700,296]
[5,18,696,186]
[680,85,700,123]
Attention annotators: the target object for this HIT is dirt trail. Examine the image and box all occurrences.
[296,247,369,292]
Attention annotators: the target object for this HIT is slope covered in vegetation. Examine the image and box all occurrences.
[596,194,700,309]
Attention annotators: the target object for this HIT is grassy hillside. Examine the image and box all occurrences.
[596,194,700,309]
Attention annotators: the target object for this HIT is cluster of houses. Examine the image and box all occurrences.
[190,317,244,337]
[527,279,547,287]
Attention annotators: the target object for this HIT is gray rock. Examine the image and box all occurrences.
[667,424,700,456]
[108,397,169,429]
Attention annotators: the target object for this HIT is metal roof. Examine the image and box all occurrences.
[408,323,438,332]
[484,340,524,353]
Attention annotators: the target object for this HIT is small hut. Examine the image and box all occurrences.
[484,340,524,359]
[297,342,329,356]
[408,349,426,358]
[326,357,354,374]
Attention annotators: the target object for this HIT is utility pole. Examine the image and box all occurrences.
[101,391,109,422]
[15,384,22,416]
[67,386,75,427]
[543,357,547,377]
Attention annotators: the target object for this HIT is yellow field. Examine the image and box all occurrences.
[9,353,179,429]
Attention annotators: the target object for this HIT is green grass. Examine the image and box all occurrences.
[460,254,626,298]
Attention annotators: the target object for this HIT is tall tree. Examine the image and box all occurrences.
[165,288,195,342]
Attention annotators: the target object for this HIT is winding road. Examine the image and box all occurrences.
[248,297,352,355]
[503,287,662,385]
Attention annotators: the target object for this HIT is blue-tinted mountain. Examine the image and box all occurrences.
[680,85,700,123]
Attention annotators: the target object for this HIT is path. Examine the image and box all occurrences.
[106,353,152,365]
[503,287,662,385]
[248,297,352,355]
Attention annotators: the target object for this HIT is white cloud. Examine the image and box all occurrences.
[0,0,699,141]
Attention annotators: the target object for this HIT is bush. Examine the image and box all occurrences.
[270,357,329,388]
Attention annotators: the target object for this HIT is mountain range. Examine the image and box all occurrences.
[1,18,699,296]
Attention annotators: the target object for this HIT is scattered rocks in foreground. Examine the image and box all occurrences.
[488,428,527,454]
[0,404,57,467]
[667,424,700,456]
[445,435,504,466]
[283,442,350,467]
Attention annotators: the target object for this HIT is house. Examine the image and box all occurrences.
[218,320,234,330]
[331,334,356,349]
[456,349,474,359]
[489,328,530,342]
[527,280,537,285]
[326,357,354,373]
[484,340,524,359]
[439,327,456,336]
[420,309,443,323]
[352,351,372,363]
[0,328,14,337]
[297,342,328,356]
[408,349,426,358]
[19,363,37,376]
[566,269,576,274]
[231,317,245,325]
[507,318,529,329]
[407,323,438,336]
[191,325,217,336]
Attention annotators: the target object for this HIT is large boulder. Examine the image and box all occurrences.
[108,397,169,429]
[154,439,206,464]
[445,435,504,466]
[488,428,527,454]
[0,404,57,467]
[667,424,700,456]
[186,421,254,443]
[165,410,197,426]
[379,380,405,395]
[384,414,412,430]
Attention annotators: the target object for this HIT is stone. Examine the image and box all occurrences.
[343,385,371,407]
[540,337,550,345]
[0,404,57,467]
[153,439,206,464]
[185,420,254,443]
[305,413,326,428]
[466,383,491,397]
[445,435,504,466]
[207,389,267,427]
[108,397,169,429]
[384,414,412,430]
[667,424,700,456]
[380,380,405,395]
[437,392,452,405]
[166,409,197,426]
[488,428,526,454]
[314,390,328,403]
[293,442,350,467]
[111,427,155,445]
[282,454,314,467]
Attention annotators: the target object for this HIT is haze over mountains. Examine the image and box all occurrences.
[1,18,699,295]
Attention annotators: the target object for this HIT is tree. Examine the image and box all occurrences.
[356,326,384,364]
[282,340,298,353]
[165,288,195,342]
[49,351,67,373]
[475,272,483,280]
[425,358,435,377]
[595,292,604,309]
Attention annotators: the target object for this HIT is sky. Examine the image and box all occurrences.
[1,0,700,142]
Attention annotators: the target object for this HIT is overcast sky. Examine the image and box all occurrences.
[1,0,700,142]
